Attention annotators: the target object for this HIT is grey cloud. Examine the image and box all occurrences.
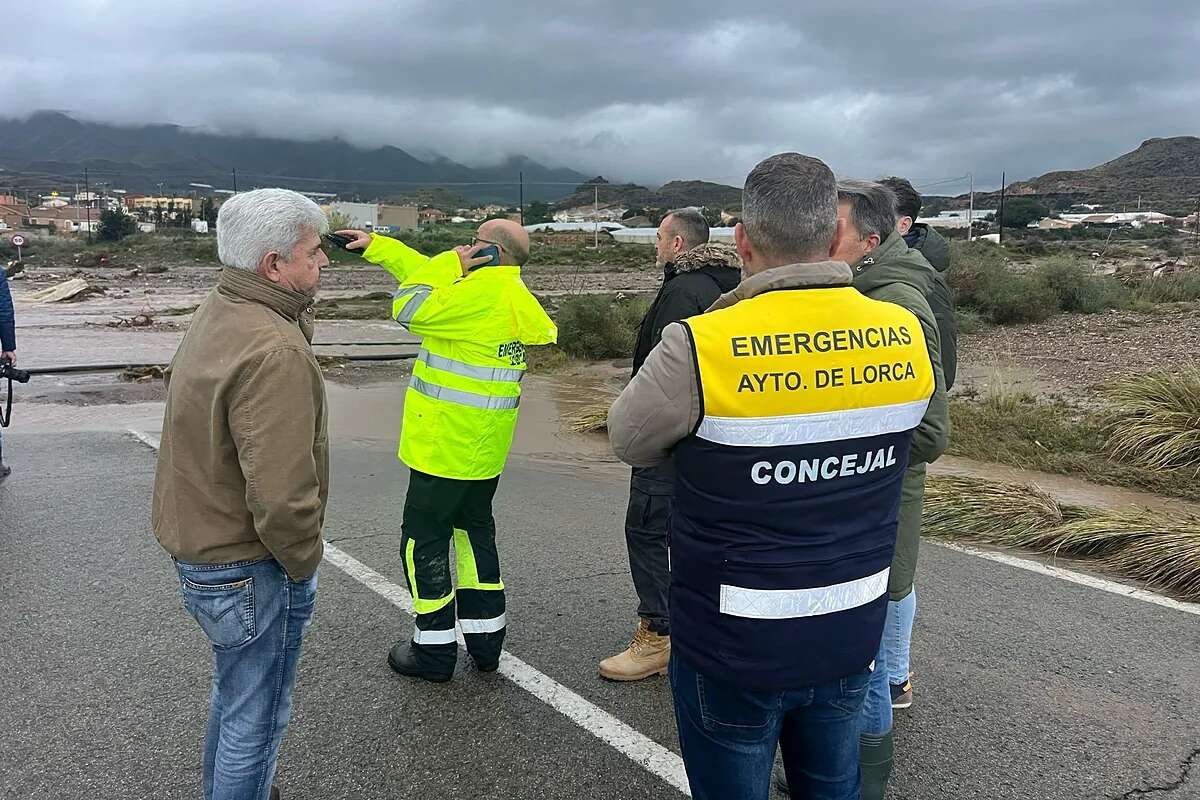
[3,0,1198,193]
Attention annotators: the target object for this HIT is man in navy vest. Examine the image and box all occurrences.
[608,152,946,800]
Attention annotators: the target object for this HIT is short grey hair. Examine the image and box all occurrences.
[742,153,838,262]
[837,180,897,242]
[217,188,329,271]
[662,208,710,250]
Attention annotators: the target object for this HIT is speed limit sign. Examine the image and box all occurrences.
[9,234,25,259]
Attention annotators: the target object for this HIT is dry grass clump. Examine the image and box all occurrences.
[564,397,616,433]
[1108,368,1200,472]
[924,474,1200,601]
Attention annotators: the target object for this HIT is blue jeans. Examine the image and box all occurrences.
[670,654,869,800]
[860,633,891,737]
[884,588,916,685]
[177,557,318,800]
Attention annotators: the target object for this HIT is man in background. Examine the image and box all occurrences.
[0,258,16,480]
[600,208,741,682]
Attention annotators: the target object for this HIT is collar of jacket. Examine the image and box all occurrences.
[671,242,743,275]
[853,229,909,274]
[217,267,315,341]
[465,265,522,281]
[709,260,853,312]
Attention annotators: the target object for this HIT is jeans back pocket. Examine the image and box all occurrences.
[180,575,255,649]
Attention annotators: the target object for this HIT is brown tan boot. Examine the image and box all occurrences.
[599,620,670,681]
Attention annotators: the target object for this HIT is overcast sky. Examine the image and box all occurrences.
[5,1,1197,193]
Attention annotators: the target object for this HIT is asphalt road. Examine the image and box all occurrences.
[2,429,1198,799]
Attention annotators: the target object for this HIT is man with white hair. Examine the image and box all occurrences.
[152,188,331,800]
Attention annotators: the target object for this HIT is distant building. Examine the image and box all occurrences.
[0,201,29,230]
[1035,218,1078,230]
[1059,211,1173,227]
[331,201,380,230]
[26,205,102,232]
[554,205,627,223]
[419,207,448,225]
[377,204,418,231]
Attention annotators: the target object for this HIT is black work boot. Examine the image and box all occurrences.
[860,730,895,800]
[269,786,280,800]
[0,443,10,481]
[387,642,455,683]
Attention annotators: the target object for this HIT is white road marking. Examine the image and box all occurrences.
[126,428,691,796]
[934,541,1200,618]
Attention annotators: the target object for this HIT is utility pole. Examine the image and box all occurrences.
[519,171,524,226]
[84,167,93,244]
[593,184,599,249]
[232,167,238,194]
[997,171,1006,246]
[967,172,975,242]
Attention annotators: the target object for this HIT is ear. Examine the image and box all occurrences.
[827,217,847,258]
[734,223,754,268]
[673,234,686,254]
[867,232,882,252]
[257,250,281,282]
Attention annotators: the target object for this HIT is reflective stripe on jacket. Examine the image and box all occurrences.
[670,284,936,690]
[362,234,557,480]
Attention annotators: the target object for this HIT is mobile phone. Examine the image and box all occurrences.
[469,245,502,270]
[323,232,356,250]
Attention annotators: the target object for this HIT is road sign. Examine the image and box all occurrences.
[10,235,25,247]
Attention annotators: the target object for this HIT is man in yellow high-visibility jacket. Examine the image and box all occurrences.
[339,220,557,682]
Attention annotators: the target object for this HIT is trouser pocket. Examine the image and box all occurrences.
[179,572,256,649]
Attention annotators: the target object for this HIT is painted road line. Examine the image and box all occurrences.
[126,428,691,796]
[934,540,1200,618]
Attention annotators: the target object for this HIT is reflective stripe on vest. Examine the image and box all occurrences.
[394,285,433,325]
[410,375,521,410]
[697,398,930,447]
[418,349,526,383]
[719,567,890,620]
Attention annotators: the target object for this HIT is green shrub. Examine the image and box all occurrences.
[975,268,1058,324]
[1131,273,1200,304]
[1035,257,1127,314]
[1108,368,1200,472]
[555,293,650,360]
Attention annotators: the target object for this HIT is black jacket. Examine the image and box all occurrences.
[629,243,742,492]
[904,223,957,389]
[631,243,742,375]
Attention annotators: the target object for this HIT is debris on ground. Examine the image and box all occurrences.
[120,365,165,383]
[144,265,168,275]
[106,314,155,328]
[24,278,102,303]
[4,260,24,278]
[73,252,110,268]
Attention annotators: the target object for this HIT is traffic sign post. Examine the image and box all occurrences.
[10,234,25,260]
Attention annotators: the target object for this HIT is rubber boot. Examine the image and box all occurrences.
[860,730,895,800]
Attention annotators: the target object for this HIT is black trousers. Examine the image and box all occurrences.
[401,470,505,669]
[625,467,673,635]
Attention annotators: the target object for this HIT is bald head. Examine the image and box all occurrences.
[478,219,531,266]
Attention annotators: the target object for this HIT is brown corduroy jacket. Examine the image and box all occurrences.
[152,268,328,580]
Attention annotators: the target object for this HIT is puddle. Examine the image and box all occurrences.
[931,455,1200,514]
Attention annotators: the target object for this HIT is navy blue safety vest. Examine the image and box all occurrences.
[671,285,935,690]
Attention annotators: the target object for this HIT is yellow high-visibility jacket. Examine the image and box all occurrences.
[362,234,557,480]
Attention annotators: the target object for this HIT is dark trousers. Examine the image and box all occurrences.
[401,470,505,670]
[670,654,869,800]
[624,468,672,634]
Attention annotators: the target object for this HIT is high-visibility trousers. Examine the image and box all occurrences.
[400,470,506,670]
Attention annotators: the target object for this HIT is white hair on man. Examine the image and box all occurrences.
[217,188,329,271]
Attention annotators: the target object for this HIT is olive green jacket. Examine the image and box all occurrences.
[852,231,950,599]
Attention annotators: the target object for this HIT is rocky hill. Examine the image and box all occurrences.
[555,178,742,212]
[951,136,1200,214]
